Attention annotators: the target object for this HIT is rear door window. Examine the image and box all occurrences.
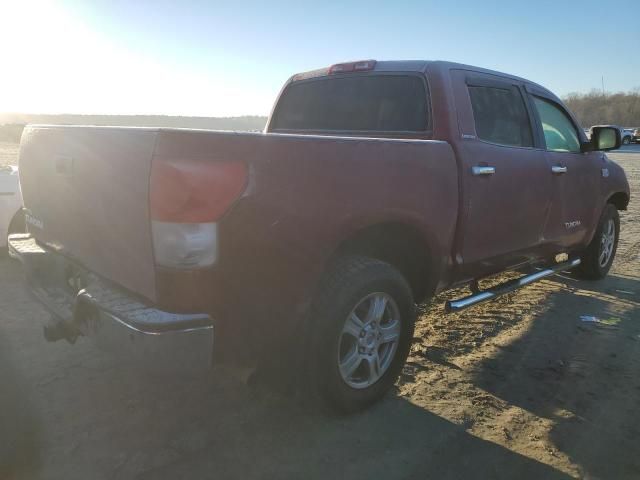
[468,85,533,147]
[270,75,430,134]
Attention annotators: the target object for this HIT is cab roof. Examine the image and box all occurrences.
[290,60,556,100]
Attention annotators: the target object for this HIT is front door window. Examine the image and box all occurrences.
[532,97,581,153]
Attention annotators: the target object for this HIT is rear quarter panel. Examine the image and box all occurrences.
[153,130,458,356]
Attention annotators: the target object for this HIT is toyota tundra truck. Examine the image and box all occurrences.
[9,60,630,412]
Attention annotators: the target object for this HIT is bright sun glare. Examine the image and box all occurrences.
[0,1,271,116]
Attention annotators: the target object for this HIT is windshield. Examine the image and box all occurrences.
[270,74,430,134]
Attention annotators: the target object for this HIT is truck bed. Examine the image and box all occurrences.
[18,126,459,312]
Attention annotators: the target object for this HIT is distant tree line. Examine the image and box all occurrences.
[2,92,640,142]
[563,90,640,128]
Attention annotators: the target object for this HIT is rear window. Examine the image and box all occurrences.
[270,74,430,134]
[468,85,533,148]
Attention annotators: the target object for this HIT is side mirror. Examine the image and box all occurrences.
[584,126,622,152]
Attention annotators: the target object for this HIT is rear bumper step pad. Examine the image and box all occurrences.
[8,233,214,372]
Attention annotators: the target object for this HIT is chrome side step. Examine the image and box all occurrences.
[445,258,581,313]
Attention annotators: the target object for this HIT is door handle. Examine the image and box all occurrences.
[472,166,495,176]
[551,165,567,174]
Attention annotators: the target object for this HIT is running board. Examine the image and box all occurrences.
[445,258,581,313]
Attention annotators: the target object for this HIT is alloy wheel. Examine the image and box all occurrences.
[337,292,401,389]
[599,218,616,267]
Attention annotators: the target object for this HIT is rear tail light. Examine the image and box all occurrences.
[150,158,247,269]
[328,59,376,75]
[151,222,218,269]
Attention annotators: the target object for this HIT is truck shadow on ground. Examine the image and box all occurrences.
[0,330,41,478]
[472,273,640,479]
[39,353,573,479]
[129,381,571,480]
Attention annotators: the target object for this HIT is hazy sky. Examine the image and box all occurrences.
[1,0,638,116]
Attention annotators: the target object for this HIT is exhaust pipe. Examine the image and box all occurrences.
[445,258,580,313]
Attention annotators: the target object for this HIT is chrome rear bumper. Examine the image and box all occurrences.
[8,233,214,371]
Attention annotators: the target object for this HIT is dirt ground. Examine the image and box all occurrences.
[0,144,638,479]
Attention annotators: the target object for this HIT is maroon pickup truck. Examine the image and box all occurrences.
[9,60,630,412]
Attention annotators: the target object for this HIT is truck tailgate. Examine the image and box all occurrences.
[18,126,158,301]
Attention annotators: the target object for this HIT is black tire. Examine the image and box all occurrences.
[308,255,416,413]
[623,137,631,145]
[7,209,25,236]
[575,204,619,280]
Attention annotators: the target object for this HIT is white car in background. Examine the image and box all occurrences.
[0,166,24,250]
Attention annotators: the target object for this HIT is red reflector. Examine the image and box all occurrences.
[150,158,247,223]
[328,59,376,75]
